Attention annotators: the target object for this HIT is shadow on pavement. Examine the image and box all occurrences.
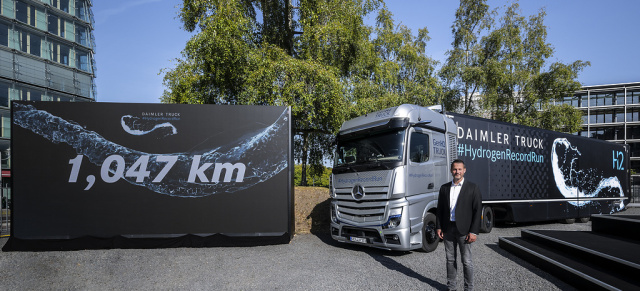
[368,251,447,290]
[485,243,575,290]
[308,199,446,289]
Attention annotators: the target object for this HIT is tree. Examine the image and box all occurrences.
[439,0,490,114]
[162,0,440,185]
[441,1,589,133]
[344,6,440,117]
[294,164,331,187]
[163,0,353,185]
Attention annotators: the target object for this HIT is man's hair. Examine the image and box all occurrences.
[451,159,465,169]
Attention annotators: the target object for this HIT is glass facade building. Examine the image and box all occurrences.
[555,82,640,174]
[0,0,95,184]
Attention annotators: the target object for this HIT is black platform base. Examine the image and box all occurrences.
[2,233,291,252]
[499,215,640,290]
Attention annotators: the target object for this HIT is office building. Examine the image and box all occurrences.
[555,82,640,172]
[0,0,95,188]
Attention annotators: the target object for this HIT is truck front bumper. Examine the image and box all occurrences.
[330,222,418,251]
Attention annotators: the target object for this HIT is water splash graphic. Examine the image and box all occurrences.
[121,115,177,137]
[13,103,289,197]
[551,138,625,211]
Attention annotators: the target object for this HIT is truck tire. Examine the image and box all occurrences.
[578,217,590,223]
[421,212,439,253]
[480,206,494,233]
[561,218,576,224]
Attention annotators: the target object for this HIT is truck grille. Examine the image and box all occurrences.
[335,200,388,223]
[333,186,389,201]
[332,171,391,224]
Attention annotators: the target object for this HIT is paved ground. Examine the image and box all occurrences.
[1,207,638,290]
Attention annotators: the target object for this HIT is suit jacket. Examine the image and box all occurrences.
[436,180,482,235]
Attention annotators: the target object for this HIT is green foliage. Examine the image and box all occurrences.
[347,6,440,118]
[162,0,588,181]
[441,0,589,133]
[162,0,440,185]
[294,164,331,187]
[439,0,490,115]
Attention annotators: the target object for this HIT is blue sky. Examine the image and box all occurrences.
[93,0,640,104]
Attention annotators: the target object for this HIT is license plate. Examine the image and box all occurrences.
[349,237,367,243]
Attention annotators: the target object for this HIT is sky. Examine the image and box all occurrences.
[93,0,640,104]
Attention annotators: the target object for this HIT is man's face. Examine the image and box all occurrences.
[451,162,466,182]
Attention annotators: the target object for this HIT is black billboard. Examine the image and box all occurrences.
[450,113,629,221]
[5,102,293,250]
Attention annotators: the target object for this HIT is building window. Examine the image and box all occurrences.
[48,13,59,36]
[616,92,625,105]
[9,27,42,57]
[76,49,90,72]
[8,84,44,103]
[64,19,74,41]
[0,110,9,138]
[628,109,640,123]
[46,39,73,66]
[604,93,614,106]
[594,94,604,106]
[579,95,588,107]
[0,139,9,169]
[0,21,8,47]
[59,42,69,65]
[628,126,640,140]
[615,127,625,140]
[604,112,612,123]
[28,33,41,56]
[615,109,625,123]
[1,0,15,19]
[59,0,70,13]
[628,90,640,105]
[76,23,88,46]
[0,80,8,107]
[75,0,87,22]
[15,1,28,24]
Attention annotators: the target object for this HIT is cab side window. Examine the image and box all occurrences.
[410,132,430,163]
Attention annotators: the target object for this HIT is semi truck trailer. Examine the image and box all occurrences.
[329,104,629,252]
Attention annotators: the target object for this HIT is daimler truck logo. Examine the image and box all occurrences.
[352,184,365,200]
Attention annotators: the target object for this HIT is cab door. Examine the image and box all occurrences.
[406,128,435,196]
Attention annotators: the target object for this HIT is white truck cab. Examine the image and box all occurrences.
[330,104,457,251]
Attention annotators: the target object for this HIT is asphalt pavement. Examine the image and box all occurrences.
[1,207,638,290]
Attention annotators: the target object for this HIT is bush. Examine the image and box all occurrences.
[294,165,332,187]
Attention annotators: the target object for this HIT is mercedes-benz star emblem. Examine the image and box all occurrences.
[352,184,365,200]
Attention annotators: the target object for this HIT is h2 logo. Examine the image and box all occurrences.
[613,150,625,171]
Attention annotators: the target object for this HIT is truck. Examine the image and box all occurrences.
[329,104,629,252]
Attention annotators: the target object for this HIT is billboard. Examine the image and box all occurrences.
[6,102,292,250]
[450,113,629,221]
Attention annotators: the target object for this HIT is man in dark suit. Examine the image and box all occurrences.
[436,159,482,291]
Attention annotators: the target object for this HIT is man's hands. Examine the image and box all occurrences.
[437,229,477,243]
[466,233,477,243]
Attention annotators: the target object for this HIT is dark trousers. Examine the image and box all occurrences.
[443,221,473,291]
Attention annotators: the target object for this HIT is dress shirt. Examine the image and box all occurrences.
[449,178,464,221]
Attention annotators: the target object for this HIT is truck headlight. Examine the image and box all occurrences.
[330,205,338,223]
[329,175,336,198]
[383,207,402,229]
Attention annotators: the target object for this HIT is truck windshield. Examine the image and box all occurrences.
[334,129,405,172]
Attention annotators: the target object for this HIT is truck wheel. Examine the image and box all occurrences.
[561,218,576,224]
[480,206,494,233]
[421,213,439,253]
[578,217,590,223]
